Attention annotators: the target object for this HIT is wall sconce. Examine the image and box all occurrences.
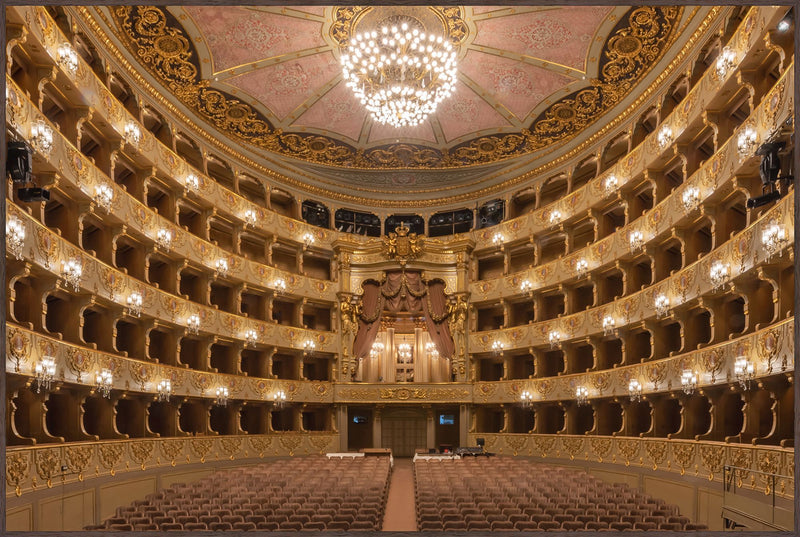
[520,279,533,298]
[370,341,385,359]
[629,230,644,253]
[186,314,201,335]
[603,174,618,193]
[654,294,670,318]
[157,379,171,402]
[602,315,616,337]
[243,209,257,228]
[628,379,642,402]
[576,386,589,406]
[124,121,141,146]
[95,369,113,398]
[57,42,79,74]
[184,173,199,194]
[303,339,316,355]
[215,258,229,278]
[681,369,697,395]
[94,184,114,212]
[737,126,758,158]
[491,341,504,355]
[575,258,588,278]
[548,330,561,349]
[681,186,700,212]
[273,390,287,408]
[657,125,673,149]
[34,355,57,393]
[549,210,562,226]
[61,257,82,291]
[520,390,534,408]
[244,329,258,348]
[6,216,25,260]
[492,232,505,250]
[214,386,229,407]
[302,232,315,249]
[126,291,143,317]
[715,46,736,78]
[30,120,54,157]
[709,261,729,291]
[734,356,754,390]
[273,278,287,295]
[156,228,173,250]
[425,341,439,360]
[761,220,788,260]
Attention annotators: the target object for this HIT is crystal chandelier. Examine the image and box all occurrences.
[370,341,385,359]
[492,232,505,249]
[548,330,561,350]
[520,390,533,408]
[709,261,729,291]
[186,314,201,335]
[761,220,788,260]
[425,341,439,359]
[302,232,315,249]
[341,20,457,128]
[549,210,562,226]
[575,258,588,278]
[628,379,642,402]
[215,386,229,407]
[491,340,504,355]
[603,174,618,193]
[61,257,82,291]
[303,340,316,355]
[124,121,141,146]
[126,291,143,317]
[34,355,57,393]
[95,369,113,398]
[575,386,589,406]
[6,216,25,260]
[94,184,114,212]
[629,230,644,253]
[157,379,171,402]
[715,46,736,77]
[654,294,670,318]
[602,315,616,337]
[30,120,54,156]
[243,209,257,228]
[273,278,287,295]
[681,369,697,395]
[156,228,173,250]
[397,343,412,362]
[734,356,754,390]
[657,125,673,149]
[273,389,287,408]
[184,173,199,194]
[520,279,533,297]
[682,186,700,212]
[737,126,757,157]
[57,42,79,74]
[244,329,258,348]
[215,258,229,278]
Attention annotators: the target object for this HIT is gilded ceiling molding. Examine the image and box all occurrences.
[111,6,683,170]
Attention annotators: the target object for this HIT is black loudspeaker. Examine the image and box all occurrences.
[7,142,32,183]
[476,437,485,448]
[17,187,50,202]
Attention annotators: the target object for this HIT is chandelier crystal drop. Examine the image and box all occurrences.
[341,21,458,128]
[6,216,25,260]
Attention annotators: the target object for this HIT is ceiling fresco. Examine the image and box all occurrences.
[107,5,688,171]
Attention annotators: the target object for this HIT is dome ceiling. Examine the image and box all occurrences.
[107,5,690,175]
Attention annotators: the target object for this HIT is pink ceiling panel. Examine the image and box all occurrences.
[436,82,512,143]
[368,118,437,145]
[227,51,341,121]
[293,7,326,16]
[292,81,368,142]
[185,7,327,72]
[459,50,574,121]
[472,7,613,70]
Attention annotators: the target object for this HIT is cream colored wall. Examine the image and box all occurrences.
[5,461,274,531]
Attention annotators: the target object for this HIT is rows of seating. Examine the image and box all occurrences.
[90,456,391,531]
[414,457,709,531]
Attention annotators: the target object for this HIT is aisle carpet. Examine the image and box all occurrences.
[382,459,417,531]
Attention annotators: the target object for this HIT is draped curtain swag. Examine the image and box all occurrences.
[352,271,455,360]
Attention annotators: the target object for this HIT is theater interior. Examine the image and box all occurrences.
[3,3,797,533]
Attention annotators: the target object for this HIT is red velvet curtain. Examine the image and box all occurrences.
[352,271,455,361]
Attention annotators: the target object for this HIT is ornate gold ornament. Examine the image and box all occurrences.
[381,225,424,263]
